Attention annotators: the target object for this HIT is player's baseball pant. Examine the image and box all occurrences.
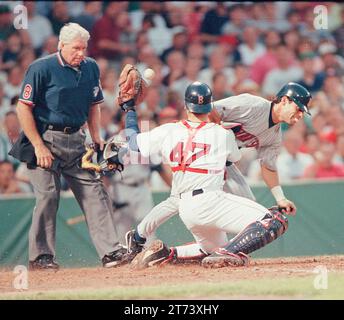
[137,165,254,239]
[28,129,120,261]
[178,190,268,253]
[224,164,256,200]
[137,195,180,238]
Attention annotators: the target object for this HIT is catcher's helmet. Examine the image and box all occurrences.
[276,82,312,115]
[185,82,213,114]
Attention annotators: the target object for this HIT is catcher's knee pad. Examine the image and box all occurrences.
[225,210,288,255]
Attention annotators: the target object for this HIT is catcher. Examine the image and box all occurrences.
[112,77,289,269]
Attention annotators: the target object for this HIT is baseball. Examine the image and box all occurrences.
[143,68,155,81]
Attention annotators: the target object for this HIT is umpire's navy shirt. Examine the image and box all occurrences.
[19,51,104,128]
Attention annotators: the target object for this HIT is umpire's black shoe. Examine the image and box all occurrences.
[102,245,129,268]
[29,254,59,271]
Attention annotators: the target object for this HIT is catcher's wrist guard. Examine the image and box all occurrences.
[120,99,136,112]
[80,136,128,175]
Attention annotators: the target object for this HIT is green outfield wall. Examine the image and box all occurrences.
[1,180,343,268]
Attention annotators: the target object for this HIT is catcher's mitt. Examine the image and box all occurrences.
[117,64,148,112]
[81,135,128,175]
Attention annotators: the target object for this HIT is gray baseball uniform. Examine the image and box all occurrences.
[137,94,282,240]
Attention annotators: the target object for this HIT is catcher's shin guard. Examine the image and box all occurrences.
[224,209,288,255]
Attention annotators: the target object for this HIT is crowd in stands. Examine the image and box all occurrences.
[1,1,344,195]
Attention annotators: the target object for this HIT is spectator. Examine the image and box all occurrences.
[318,42,344,77]
[335,134,344,164]
[262,3,290,32]
[199,2,228,44]
[262,44,303,97]
[171,57,202,99]
[237,26,266,66]
[276,129,314,182]
[71,1,102,32]
[40,35,59,57]
[143,12,174,56]
[283,29,301,58]
[162,50,186,87]
[3,65,23,101]
[186,41,206,66]
[24,1,53,53]
[300,131,320,157]
[0,111,21,167]
[250,30,281,85]
[303,143,344,179]
[0,160,31,194]
[198,47,235,88]
[138,86,161,120]
[89,2,132,62]
[322,75,344,111]
[221,4,247,40]
[18,48,36,71]
[0,4,16,42]
[0,82,11,118]
[161,28,188,64]
[232,63,259,95]
[48,1,71,36]
[211,71,232,100]
[333,7,344,56]
[2,32,22,71]
[297,51,326,95]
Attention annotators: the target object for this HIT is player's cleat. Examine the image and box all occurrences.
[102,245,130,268]
[201,248,250,269]
[131,240,176,269]
[125,230,145,262]
[29,254,59,271]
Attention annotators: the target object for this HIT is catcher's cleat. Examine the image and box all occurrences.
[125,230,145,262]
[201,248,250,269]
[102,245,130,268]
[29,254,59,271]
[130,240,176,269]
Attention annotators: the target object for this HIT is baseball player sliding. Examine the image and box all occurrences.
[124,82,312,266]
[115,80,304,268]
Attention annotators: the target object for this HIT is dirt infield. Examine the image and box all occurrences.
[1,255,344,299]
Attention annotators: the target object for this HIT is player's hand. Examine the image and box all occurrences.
[93,138,105,151]
[34,143,55,169]
[277,198,297,216]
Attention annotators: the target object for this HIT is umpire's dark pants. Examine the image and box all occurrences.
[28,129,120,261]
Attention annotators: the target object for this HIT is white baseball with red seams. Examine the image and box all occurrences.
[143,68,155,81]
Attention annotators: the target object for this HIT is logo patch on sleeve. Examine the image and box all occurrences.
[93,86,99,98]
[23,84,32,99]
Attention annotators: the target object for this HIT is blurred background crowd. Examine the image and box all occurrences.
[1,1,344,199]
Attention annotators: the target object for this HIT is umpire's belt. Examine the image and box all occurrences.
[47,125,80,134]
[179,187,220,199]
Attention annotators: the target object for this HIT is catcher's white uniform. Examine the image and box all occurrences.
[137,94,280,242]
[136,120,268,252]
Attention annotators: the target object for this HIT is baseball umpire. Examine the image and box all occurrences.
[125,82,311,263]
[12,23,127,270]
